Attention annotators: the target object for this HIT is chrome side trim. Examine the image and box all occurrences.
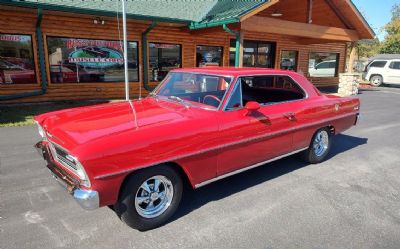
[194,147,308,188]
[94,112,357,180]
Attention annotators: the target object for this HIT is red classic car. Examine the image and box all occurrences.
[34,68,360,230]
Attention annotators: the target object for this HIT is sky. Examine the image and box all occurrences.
[352,0,399,40]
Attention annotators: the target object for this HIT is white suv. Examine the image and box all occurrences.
[364,59,400,86]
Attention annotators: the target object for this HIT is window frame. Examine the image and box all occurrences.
[279,49,299,71]
[0,32,39,85]
[308,52,340,78]
[195,44,224,67]
[229,39,277,68]
[223,74,308,112]
[148,41,182,82]
[45,35,140,84]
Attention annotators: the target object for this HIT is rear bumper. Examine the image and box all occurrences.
[34,141,99,210]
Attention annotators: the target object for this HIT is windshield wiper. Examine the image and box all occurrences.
[168,95,191,108]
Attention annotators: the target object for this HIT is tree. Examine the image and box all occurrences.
[379,4,400,54]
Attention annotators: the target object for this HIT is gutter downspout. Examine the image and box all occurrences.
[0,8,47,101]
[222,24,241,67]
[141,21,157,92]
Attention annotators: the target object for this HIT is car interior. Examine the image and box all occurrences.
[226,75,305,110]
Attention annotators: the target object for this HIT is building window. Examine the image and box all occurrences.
[196,45,223,67]
[149,43,181,81]
[0,34,36,84]
[280,50,298,71]
[230,40,276,68]
[47,37,138,83]
[308,52,339,77]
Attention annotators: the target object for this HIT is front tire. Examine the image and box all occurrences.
[302,128,332,164]
[370,75,383,87]
[114,165,183,231]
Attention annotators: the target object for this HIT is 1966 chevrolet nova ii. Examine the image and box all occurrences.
[34,68,360,230]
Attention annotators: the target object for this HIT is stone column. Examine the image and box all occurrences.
[338,73,361,96]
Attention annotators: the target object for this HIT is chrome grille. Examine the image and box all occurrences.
[49,142,78,170]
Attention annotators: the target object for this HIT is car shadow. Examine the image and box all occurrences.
[170,133,368,223]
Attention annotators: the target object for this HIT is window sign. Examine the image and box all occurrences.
[280,50,298,71]
[149,43,181,81]
[308,52,339,77]
[0,34,36,84]
[196,45,223,67]
[47,37,138,83]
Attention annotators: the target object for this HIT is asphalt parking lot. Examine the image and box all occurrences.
[1,87,400,249]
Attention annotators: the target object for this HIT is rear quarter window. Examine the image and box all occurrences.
[369,61,387,68]
[389,61,400,70]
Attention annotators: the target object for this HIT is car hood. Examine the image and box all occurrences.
[35,98,191,149]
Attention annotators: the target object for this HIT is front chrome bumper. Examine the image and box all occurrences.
[35,141,99,210]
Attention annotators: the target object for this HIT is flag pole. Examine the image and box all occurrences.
[122,0,129,100]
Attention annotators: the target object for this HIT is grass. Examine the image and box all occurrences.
[0,100,110,127]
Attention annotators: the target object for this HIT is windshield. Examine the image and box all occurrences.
[153,72,233,110]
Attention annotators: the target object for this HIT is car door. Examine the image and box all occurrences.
[387,60,400,84]
[216,76,303,176]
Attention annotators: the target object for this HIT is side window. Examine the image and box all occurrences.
[225,79,243,110]
[370,61,387,68]
[389,61,400,70]
[239,75,305,107]
[317,62,329,69]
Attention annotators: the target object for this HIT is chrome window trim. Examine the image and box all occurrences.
[222,74,309,112]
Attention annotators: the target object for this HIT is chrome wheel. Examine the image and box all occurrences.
[134,175,174,218]
[313,130,329,157]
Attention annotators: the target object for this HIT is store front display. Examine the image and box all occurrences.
[47,37,139,83]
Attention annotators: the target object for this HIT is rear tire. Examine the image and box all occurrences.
[370,75,383,87]
[114,165,183,231]
[301,128,332,164]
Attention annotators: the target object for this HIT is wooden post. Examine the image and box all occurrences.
[307,0,313,24]
[348,42,357,73]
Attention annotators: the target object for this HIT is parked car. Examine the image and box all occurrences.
[0,59,36,84]
[34,68,360,230]
[50,64,104,83]
[364,59,400,86]
[308,60,337,77]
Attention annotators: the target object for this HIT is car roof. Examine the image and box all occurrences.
[171,67,300,77]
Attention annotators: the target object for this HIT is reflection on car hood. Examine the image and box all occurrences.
[36,98,191,149]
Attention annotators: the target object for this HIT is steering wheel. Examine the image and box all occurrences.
[203,95,221,107]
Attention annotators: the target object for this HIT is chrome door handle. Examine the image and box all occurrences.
[284,112,296,121]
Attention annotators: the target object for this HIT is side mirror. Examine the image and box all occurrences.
[245,101,260,111]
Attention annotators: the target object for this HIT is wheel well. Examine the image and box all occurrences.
[117,162,192,202]
[369,74,383,81]
[327,125,335,135]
